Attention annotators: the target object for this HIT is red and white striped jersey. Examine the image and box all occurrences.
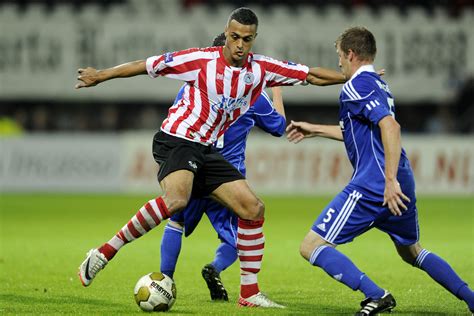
[146,46,309,145]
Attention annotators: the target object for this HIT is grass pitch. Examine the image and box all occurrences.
[0,194,473,315]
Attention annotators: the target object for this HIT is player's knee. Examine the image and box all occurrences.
[299,241,312,261]
[163,197,188,215]
[239,198,264,220]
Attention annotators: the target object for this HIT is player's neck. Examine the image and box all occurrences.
[222,47,245,68]
[349,60,372,78]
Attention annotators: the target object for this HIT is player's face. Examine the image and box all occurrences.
[224,19,257,67]
[337,44,350,79]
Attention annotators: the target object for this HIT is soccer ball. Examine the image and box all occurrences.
[134,272,177,312]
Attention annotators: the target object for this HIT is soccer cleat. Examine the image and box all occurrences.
[238,292,285,308]
[201,264,228,301]
[78,248,108,287]
[355,290,396,315]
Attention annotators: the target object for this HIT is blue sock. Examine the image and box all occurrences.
[415,249,474,310]
[160,223,183,279]
[211,242,238,273]
[310,245,385,299]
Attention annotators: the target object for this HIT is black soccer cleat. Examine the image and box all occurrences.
[201,264,229,301]
[355,290,396,315]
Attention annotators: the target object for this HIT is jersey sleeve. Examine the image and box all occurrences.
[146,48,210,82]
[258,55,309,87]
[252,91,286,136]
[343,77,391,125]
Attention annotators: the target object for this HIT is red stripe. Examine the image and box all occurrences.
[187,64,210,136]
[237,243,265,251]
[127,221,140,238]
[118,231,127,242]
[155,197,170,219]
[241,268,260,273]
[262,60,308,81]
[238,218,264,229]
[170,85,195,134]
[266,80,294,87]
[145,203,161,225]
[136,211,151,232]
[239,255,263,261]
[160,60,201,77]
[230,70,240,98]
[152,56,165,69]
[237,232,263,240]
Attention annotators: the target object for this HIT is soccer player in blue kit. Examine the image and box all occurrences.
[159,33,287,302]
[287,26,474,315]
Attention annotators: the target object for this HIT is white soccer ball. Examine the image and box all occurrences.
[134,272,176,312]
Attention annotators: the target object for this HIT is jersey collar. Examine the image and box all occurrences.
[350,64,376,81]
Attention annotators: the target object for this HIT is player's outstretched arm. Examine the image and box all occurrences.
[306,67,346,86]
[75,60,147,89]
[286,120,343,143]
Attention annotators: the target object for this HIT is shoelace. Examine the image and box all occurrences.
[89,255,107,276]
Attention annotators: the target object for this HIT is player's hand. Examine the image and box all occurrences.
[75,67,101,89]
[377,68,385,77]
[383,179,410,216]
[286,120,314,144]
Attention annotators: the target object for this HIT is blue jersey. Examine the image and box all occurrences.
[339,65,410,197]
[172,86,285,240]
[174,87,286,176]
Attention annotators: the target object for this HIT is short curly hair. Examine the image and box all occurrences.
[227,7,258,29]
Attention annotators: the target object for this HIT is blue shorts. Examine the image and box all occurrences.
[312,174,419,246]
[170,197,238,247]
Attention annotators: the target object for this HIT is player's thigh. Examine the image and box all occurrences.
[311,187,374,245]
[210,179,264,220]
[160,169,195,214]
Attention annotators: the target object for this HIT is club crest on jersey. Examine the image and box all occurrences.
[164,52,174,63]
[213,96,248,114]
[244,72,254,85]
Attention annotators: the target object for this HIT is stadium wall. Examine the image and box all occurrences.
[1,5,473,103]
[1,133,472,195]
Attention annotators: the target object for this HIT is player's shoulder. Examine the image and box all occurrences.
[342,67,380,101]
[173,46,221,59]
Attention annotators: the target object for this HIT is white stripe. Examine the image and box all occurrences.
[370,100,377,108]
[140,207,158,229]
[230,218,237,247]
[149,199,163,221]
[416,249,430,267]
[121,224,135,241]
[341,89,375,102]
[240,273,257,285]
[370,127,385,178]
[325,191,358,242]
[238,249,264,256]
[240,261,262,269]
[238,227,263,235]
[237,237,265,246]
[324,192,355,240]
[165,225,183,234]
[348,113,360,180]
[348,80,361,98]
[309,245,328,264]
[365,104,372,110]
[131,216,147,235]
[342,84,357,100]
[327,192,362,242]
[375,99,380,105]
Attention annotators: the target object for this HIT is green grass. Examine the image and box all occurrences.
[0,194,473,315]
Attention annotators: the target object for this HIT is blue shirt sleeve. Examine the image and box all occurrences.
[252,91,286,136]
[344,76,391,125]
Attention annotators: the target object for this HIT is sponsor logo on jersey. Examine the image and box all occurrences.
[164,52,174,63]
[284,60,297,66]
[216,73,224,80]
[213,96,248,114]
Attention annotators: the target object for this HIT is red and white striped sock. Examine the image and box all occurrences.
[99,197,170,260]
[237,217,265,298]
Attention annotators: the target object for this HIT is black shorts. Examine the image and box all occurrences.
[152,131,244,197]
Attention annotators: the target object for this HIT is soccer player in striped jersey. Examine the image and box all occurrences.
[287,26,474,315]
[159,32,287,303]
[76,7,347,308]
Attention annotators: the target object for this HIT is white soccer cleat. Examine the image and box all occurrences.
[78,248,108,287]
[238,292,285,308]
